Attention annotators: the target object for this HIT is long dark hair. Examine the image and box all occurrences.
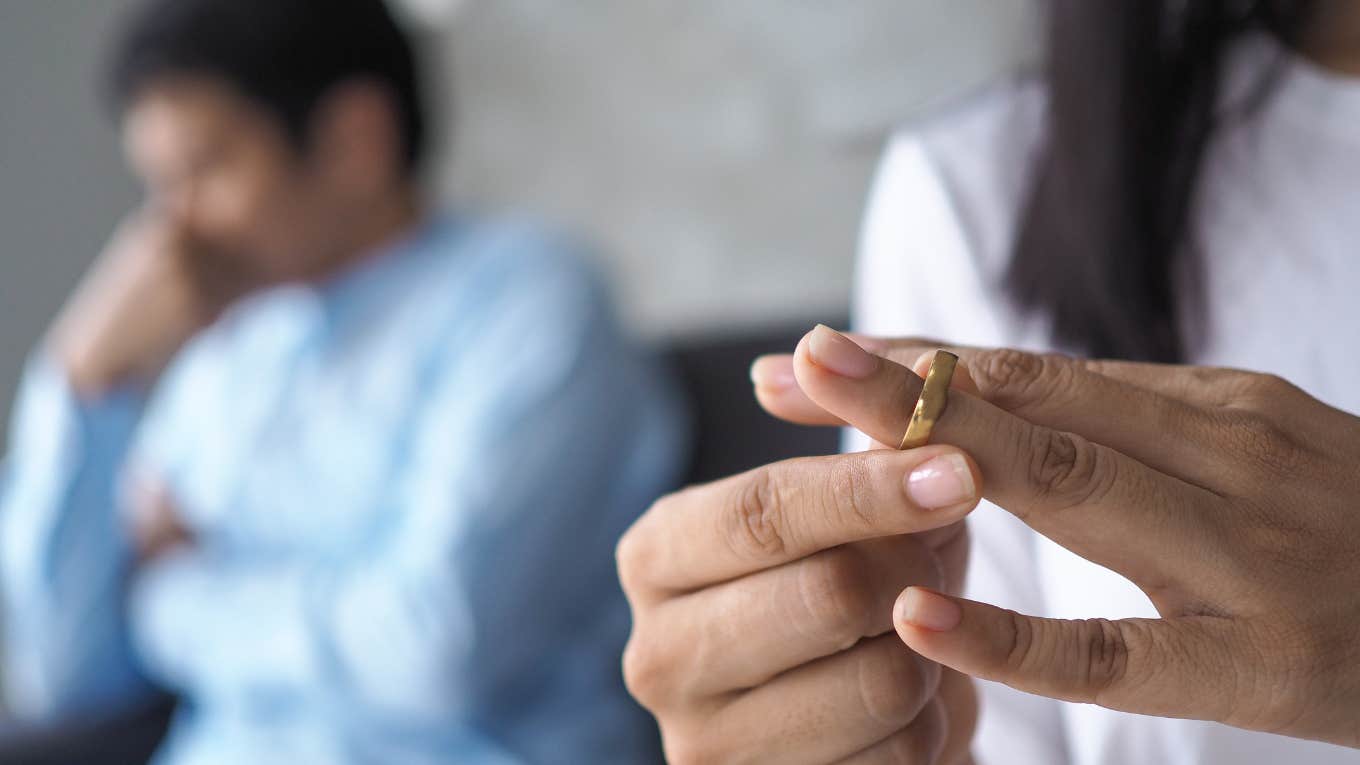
[1008,1,1321,362]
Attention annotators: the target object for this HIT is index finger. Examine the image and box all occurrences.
[789,326,1232,590]
[617,445,981,597]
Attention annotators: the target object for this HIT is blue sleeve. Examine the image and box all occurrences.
[0,354,154,720]
[128,244,687,760]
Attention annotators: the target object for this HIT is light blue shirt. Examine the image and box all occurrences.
[0,215,687,764]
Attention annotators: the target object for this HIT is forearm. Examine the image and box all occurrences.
[0,354,151,717]
[128,549,468,721]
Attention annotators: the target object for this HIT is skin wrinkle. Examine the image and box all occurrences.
[1085,619,1133,707]
[828,455,880,536]
[727,467,788,562]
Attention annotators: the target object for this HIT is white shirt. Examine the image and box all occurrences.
[852,35,1360,765]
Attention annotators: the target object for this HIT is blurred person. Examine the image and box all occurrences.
[622,1,1360,764]
[0,0,685,763]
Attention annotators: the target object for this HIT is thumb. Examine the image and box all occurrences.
[892,587,1241,724]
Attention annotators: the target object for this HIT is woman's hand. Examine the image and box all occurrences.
[754,326,1360,749]
[617,331,987,764]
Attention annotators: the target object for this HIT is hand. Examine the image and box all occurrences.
[618,329,985,764]
[48,210,257,398]
[754,326,1360,749]
[124,469,195,564]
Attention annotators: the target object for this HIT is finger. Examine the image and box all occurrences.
[764,330,1231,491]
[709,634,941,765]
[950,349,1233,490]
[827,334,1229,415]
[833,697,947,764]
[898,344,1231,491]
[635,535,943,700]
[752,354,837,426]
[791,325,1229,586]
[617,446,982,596]
[753,345,980,428]
[893,587,1241,726]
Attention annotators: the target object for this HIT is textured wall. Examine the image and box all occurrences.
[0,1,1037,439]
[436,1,1038,337]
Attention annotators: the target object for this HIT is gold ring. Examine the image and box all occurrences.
[899,350,959,450]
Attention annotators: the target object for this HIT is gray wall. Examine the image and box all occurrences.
[0,0,143,439]
[0,1,1036,440]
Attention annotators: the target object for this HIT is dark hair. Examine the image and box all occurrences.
[1008,1,1319,362]
[105,0,426,174]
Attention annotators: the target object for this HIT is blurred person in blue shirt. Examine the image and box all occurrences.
[0,0,686,762]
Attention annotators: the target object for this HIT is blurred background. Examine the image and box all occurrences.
[0,0,1038,440]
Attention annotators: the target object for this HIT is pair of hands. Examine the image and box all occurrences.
[48,211,257,561]
[618,324,1360,763]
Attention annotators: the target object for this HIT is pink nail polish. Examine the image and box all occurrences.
[906,453,975,510]
[806,325,879,379]
[897,587,962,632]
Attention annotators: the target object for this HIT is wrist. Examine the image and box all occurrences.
[47,316,187,401]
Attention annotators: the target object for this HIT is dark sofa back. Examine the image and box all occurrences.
[663,324,843,487]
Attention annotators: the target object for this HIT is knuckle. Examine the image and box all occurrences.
[1228,371,1300,410]
[617,489,688,594]
[1024,427,1113,511]
[620,634,670,709]
[1077,618,1133,701]
[974,348,1073,409]
[857,639,932,728]
[722,467,789,560]
[881,700,947,764]
[796,547,876,650]
[1002,609,1037,675]
[614,525,648,597]
[1003,615,1133,705]
[1249,372,1297,399]
[1228,412,1307,483]
[1191,366,1251,400]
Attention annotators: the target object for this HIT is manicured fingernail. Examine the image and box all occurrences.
[806,325,879,379]
[906,453,975,509]
[750,355,796,391]
[897,587,962,632]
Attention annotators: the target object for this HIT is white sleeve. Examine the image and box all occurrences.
[849,134,1071,765]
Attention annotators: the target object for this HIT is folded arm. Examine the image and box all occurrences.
[0,356,155,720]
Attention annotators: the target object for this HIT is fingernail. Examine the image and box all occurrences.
[750,356,796,391]
[911,350,937,378]
[906,453,975,510]
[896,587,962,632]
[806,325,879,379]
[844,333,890,355]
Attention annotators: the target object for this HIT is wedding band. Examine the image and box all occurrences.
[899,350,959,450]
